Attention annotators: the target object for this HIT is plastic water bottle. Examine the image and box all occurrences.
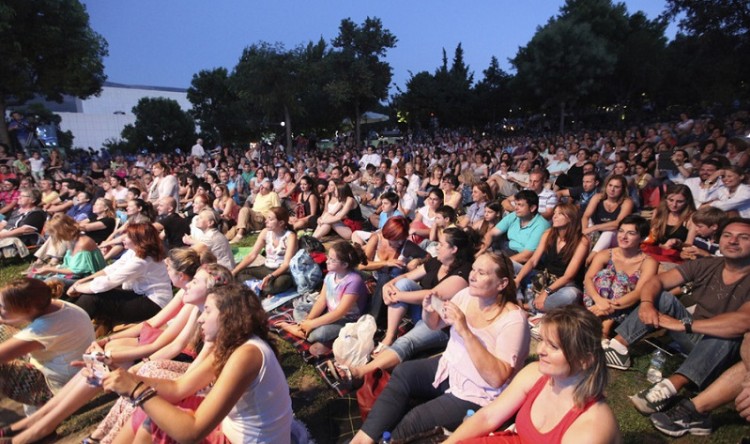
[463,409,475,422]
[646,349,666,383]
[379,431,391,444]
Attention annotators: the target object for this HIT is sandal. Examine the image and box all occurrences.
[335,363,352,383]
[82,435,101,444]
[324,359,342,383]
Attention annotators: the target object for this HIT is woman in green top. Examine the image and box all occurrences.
[32,214,106,288]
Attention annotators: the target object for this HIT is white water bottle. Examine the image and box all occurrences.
[646,349,666,383]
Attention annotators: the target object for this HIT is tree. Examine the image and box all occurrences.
[121,98,196,153]
[232,42,305,153]
[327,17,397,146]
[661,0,750,105]
[512,16,616,133]
[0,0,107,147]
[474,56,512,127]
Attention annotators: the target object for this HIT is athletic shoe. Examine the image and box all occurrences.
[630,380,677,415]
[603,345,631,370]
[650,398,712,437]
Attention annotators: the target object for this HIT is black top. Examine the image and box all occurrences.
[592,200,621,225]
[87,216,116,244]
[419,256,472,289]
[158,213,190,249]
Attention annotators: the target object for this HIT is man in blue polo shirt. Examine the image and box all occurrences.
[479,189,550,272]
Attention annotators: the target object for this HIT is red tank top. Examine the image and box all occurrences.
[514,375,599,443]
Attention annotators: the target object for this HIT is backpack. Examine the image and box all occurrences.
[290,249,323,294]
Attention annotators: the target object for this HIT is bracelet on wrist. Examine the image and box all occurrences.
[132,386,157,407]
[129,381,144,400]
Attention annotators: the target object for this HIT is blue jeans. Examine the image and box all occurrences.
[293,302,350,344]
[360,357,479,441]
[389,278,425,322]
[389,320,449,363]
[615,291,742,388]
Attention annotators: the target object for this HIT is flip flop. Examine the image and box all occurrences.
[324,359,342,383]
[334,363,352,382]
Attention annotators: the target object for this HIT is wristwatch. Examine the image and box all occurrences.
[544,287,554,295]
[681,316,693,334]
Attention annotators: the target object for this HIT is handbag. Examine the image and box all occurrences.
[356,368,391,421]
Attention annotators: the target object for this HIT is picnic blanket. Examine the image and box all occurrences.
[268,305,334,364]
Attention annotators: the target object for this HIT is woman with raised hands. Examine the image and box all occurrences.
[350,252,530,443]
[444,305,620,444]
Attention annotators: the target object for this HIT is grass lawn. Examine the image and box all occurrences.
[0,242,748,443]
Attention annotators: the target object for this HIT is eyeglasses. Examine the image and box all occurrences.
[19,194,32,198]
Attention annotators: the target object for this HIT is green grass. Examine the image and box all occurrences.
[2,242,748,443]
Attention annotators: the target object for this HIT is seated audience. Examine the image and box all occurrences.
[0,278,94,412]
[313,181,365,241]
[183,209,235,270]
[233,207,298,296]
[289,175,319,231]
[681,207,728,259]
[480,190,551,272]
[278,241,368,348]
[514,203,589,313]
[642,183,695,265]
[31,214,105,288]
[584,215,659,338]
[79,198,117,244]
[68,223,173,328]
[603,218,750,416]
[103,284,293,443]
[445,305,620,444]
[582,174,634,261]
[350,252,530,443]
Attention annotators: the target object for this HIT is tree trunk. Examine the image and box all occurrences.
[559,101,566,134]
[0,100,10,147]
[354,101,361,148]
[284,105,292,155]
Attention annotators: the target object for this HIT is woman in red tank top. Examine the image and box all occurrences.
[445,305,621,444]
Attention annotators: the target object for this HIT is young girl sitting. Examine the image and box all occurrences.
[277,241,368,351]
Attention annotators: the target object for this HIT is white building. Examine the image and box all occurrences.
[31,82,190,150]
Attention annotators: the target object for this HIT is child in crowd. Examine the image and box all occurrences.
[681,206,728,259]
[353,191,403,246]
[276,241,368,353]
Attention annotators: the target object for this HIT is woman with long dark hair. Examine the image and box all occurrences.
[103,283,293,443]
[515,203,589,313]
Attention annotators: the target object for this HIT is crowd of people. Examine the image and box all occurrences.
[0,110,749,442]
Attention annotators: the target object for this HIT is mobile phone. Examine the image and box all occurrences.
[83,352,109,384]
[430,295,445,317]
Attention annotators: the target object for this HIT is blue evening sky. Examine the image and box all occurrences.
[82,1,677,94]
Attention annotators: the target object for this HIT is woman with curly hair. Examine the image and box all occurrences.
[103,283,292,443]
